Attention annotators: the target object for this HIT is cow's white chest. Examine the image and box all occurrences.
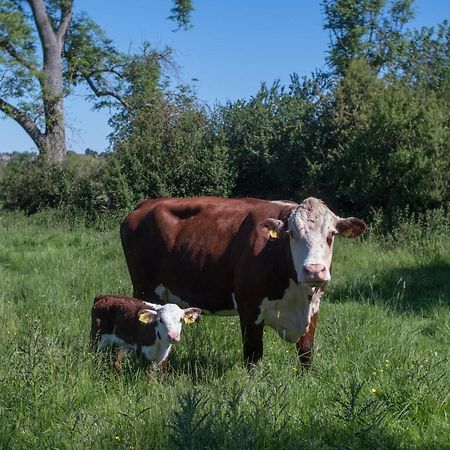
[256,280,321,343]
[141,341,172,364]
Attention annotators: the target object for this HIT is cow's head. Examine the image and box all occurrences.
[138,303,201,343]
[259,197,366,287]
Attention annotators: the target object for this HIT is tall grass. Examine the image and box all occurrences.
[0,210,449,449]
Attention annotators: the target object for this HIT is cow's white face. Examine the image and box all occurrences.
[138,303,201,343]
[260,197,366,288]
[288,198,337,286]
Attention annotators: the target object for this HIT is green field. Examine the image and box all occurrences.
[0,211,449,449]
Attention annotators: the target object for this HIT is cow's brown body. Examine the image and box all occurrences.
[120,196,366,367]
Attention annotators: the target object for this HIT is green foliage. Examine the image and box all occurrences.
[0,212,448,449]
[0,1,194,161]
[316,60,450,216]
[0,153,73,213]
[108,57,236,201]
[168,0,194,30]
[217,76,327,199]
[322,0,414,75]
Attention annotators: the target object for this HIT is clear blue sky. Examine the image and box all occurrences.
[0,0,449,153]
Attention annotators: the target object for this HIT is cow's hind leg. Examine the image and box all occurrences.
[296,312,319,370]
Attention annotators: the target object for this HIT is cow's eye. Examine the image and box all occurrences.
[327,231,335,246]
[289,230,296,239]
[180,318,183,323]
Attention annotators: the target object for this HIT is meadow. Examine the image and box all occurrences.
[0,210,449,449]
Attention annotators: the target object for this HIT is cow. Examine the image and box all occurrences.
[91,294,201,368]
[120,196,366,368]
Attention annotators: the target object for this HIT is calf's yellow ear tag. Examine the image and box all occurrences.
[184,314,195,324]
[269,229,279,239]
[139,313,151,324]
[342,228,353,238]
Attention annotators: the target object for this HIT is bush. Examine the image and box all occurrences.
[0,154,74,214]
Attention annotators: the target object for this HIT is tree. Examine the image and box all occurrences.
[0,0,193,162]
[322,0,414,75]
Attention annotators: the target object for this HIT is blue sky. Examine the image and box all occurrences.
[1,0,449,153]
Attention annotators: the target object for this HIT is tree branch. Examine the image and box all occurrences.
[0,97,44,148]
[0,38,37,71]
[83,74,130,110]
[56,0,73,43]
[28,0,58,56]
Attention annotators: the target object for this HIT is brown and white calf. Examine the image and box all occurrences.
[91,295,201,367]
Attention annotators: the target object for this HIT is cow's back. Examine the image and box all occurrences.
[120,197,296,311]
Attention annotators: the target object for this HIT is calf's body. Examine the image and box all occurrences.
[91,295,200,366]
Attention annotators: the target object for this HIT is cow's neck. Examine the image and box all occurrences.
[256,280,323,344]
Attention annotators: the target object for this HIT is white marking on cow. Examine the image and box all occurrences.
[256,280,323,343]
[270,200,298,207]
[98,333,135,351]
[231,293,238,310]
[154,284,190,308]
[287,199,335,284]
[141,342,172,364]
[154,285,238,316]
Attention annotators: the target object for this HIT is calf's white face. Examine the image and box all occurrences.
[139,303,201,343]
[261,197,366,287]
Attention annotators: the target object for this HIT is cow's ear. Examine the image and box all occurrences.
[336,217,367,238]
[184,307,201,324]
[257,218,287,240]
[138,309,158,325]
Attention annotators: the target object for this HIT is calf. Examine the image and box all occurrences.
[91,295,201,368]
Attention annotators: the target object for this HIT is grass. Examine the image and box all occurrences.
[0,210,449,449]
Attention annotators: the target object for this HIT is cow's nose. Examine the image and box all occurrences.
[303,264,327,279]
[167,331,180,342]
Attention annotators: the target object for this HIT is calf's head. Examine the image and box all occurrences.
[260,197,366,287]
[138,304,201,343]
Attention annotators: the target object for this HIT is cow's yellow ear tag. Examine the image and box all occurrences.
[341,228,353,237]
[269,229,279,239]
[184,314,195,324]
[139,313,151,324]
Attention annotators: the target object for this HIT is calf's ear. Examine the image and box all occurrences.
[336,217,367,238]
[138,309,158,325]
[184,307,201,324]
[257,218,287,240]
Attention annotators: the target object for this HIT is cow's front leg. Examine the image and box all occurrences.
[239,308,264,368]
[296,312,319,369]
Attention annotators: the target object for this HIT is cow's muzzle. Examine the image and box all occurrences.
[302,264,329,286]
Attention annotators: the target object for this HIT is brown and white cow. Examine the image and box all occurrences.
[120,197,366,368]
[91,295,201,368]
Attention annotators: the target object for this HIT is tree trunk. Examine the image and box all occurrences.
[29,0,72,163]
[41,57,67,163]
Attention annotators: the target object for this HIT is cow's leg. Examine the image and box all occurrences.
[296,312,319,369]
[238,305,264,368]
